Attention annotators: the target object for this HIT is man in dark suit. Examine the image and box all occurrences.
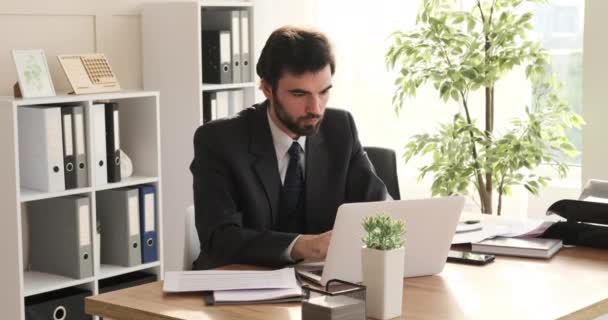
[190,26,388,270]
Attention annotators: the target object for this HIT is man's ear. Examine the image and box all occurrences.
[260,79,273,100]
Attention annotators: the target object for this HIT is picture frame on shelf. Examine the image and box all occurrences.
[12,49,56,98]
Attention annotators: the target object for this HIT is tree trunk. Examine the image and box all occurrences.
[481,86,495,214]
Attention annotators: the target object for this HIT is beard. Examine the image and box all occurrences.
[272,93,324,137]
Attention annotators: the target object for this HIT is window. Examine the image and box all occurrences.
[532,1,585,165]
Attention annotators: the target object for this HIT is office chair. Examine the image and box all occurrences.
[364,146,401,200]
[184,205,200,270]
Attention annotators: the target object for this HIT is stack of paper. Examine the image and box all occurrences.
[163,267,302,305]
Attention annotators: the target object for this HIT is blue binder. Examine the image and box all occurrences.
[139,185,158,263]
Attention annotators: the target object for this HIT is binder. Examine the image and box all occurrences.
[228,89,244,114]
[230,10,241,83]
[202,30,232,84]
[28,196,93,279]
[202,92,216,123]
[91,103,108,185]
[25,287,92,320]
[72,105,88,188]
[97,188,142,267]
[61,107,77,189]
[240,10,251,82]
[139,185,158,263]
[216,91,230,118]
[105,102,121,183]
[18,106,65,192]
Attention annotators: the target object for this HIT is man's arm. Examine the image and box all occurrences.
[191,125,297,269]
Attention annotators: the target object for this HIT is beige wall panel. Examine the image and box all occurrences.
[0,0,104,15]
[0,15,95,96]
[104,15,142,89]
[582,0,608,183]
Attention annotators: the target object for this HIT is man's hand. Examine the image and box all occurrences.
[291,231,332,261]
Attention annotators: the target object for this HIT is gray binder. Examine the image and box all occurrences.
[239,10,251,82]
[28,196,93,279]
[72,105,88,188]
[97,188,142,267]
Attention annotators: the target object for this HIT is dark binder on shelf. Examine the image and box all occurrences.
[25,287,92,320]
[239,10,251,82]
[202,91,216,123]
[99,271,157,294]
[18,106,65,192]
[61,107,77,189]
[28,196,93,279]
[139,184,158,263]
[202,30,232,84]
[97,188,142,267]
[104,102,121,183]
[92,103,108,185]
[72,105,88,188]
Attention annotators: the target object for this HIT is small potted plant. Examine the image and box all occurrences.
[361,214,407,319]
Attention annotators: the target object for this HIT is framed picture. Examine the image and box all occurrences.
[12,49,56,98]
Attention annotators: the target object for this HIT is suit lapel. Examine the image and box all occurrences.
[249,102,281,225]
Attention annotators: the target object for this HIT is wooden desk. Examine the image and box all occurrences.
[86,247,608,320]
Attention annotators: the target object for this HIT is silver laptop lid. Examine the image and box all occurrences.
[320,197,464,285]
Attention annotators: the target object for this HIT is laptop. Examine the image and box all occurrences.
[297,197,465,285]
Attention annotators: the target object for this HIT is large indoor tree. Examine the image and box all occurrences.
[386,0,583,214]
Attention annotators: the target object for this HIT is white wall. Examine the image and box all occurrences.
[582,0,608,183]
[0,0,318,272]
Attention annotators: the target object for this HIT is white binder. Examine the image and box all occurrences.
[228,89,244,115]
[240,10,251,82]
[18,106,65,192]
[230,10,241,83]
[216,91,230,119]
[91,103,108,185]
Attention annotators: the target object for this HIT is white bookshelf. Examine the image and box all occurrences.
[0,90,164,320]
[142,0,256,271]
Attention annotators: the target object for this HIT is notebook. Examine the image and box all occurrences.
[471,237,563,259]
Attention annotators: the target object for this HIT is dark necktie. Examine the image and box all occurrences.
[279,141,305,233]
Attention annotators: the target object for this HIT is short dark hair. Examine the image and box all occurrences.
[256,26,336,89]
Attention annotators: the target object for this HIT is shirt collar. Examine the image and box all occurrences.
[267,107,306,161]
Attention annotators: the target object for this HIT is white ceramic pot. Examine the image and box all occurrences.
[361,246,405,319]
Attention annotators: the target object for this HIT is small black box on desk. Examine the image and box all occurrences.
[25,287,91,320]
[99,271,157,294]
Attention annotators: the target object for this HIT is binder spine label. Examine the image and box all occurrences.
[145,193,155,232]
[128,195,140,236]
[79,203,91,246]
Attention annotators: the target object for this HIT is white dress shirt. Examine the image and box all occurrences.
[267,110,306,262]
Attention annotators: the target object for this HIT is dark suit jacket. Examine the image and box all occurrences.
[190,101,388,269]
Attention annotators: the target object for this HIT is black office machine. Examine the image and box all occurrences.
[541,180,608,249]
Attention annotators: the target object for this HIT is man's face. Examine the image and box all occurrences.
[264,65,332,138]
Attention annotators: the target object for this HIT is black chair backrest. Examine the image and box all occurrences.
[364,146,401,200]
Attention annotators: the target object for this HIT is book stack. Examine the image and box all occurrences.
[163,267,303,305]
[302,295,366,320]
[472,237,563,259]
